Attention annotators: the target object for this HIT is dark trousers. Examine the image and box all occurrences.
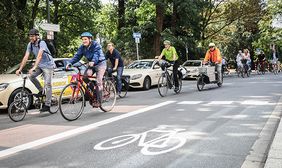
[170,60,179,88]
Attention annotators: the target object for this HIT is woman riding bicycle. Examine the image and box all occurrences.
[155,40,180,92]
[66,32,106,106]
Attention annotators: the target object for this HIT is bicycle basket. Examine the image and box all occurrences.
[198,67,207,74]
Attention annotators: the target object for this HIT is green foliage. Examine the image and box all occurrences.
[0,0,275,73]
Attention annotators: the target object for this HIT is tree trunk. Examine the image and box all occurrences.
[29,0,40,29]
[118,0,125,30]
[171,0,177,34]
[154,3,164,56]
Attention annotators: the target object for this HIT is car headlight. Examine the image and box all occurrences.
[131,74,142,80]
[0,83,9,91]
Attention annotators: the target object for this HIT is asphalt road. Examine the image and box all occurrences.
[0,72,282,168]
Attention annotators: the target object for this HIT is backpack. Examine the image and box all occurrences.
[30,39,56,57]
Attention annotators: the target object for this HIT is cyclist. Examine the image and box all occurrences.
[155,40,180,92]
[203,43,222,83]
[16,28,55,112]
[271,44,278,71]
[105,42,124,95]
[222,56,230,75]
[242,49,251,71]
[236,50,243,70]
[257,51,266,72]
[66,32,106,106]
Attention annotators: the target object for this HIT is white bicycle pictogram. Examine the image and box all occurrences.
[94,126,186,155]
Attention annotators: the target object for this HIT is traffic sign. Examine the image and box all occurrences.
[135,38,140,44]
[40,23,60,32]
[133,32,141,39]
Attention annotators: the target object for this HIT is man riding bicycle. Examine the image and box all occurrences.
[16,28,55,112]
[66,32,106,106]
[257,51,266,71]
[203,43,222,83]
[105,42,124,95]
[155,40,180,92]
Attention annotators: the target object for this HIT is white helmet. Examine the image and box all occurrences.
[209,43,215,47]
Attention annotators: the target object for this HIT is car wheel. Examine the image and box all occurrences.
[8,88,33,110]
[143,76,151,90]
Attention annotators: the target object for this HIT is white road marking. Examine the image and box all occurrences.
[177,101,203,105]
[207,101,234,105]
[0,101,175,159]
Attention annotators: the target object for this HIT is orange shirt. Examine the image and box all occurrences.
[204,47,222,63]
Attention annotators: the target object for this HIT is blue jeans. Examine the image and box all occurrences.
[116,67,124,93]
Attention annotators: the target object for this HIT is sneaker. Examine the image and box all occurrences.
[174,87,179,92]
[40,105,50,112]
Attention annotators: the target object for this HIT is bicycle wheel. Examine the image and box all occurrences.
[49,93,59,114]
[119,78,129,98]
[8,101,27,122]
[94,134,140,150]
[197,76,205,91]
[100,80,116,112]
[141,136,186,155]
[158,74,169,97]
[59,83,85,121]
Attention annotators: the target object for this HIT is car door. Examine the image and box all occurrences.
[150,61,162,85]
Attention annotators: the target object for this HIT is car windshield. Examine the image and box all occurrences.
[4,61,34,74]
[183,61,201,67]
[127,61,153,69]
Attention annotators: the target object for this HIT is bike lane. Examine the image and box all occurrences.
[0,75,281,168]
[0,97,279,168]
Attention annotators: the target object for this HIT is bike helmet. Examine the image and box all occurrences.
[208,43,215,47]
[80,32,93,38]
[28,28,39,36]
[163,40,171,45]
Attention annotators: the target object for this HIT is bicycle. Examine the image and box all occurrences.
[272,60,279,75]
[197,62,223,91]
[256,60,266,75]
[94,126,186,155]
[241,59,250,78]
[58,63,117,121]
[8,73,59,122]
[157,60,182,97]
[105,68,130,98]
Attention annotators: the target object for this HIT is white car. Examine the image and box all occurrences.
[123,59,162,90]
[182,60,202,79]
[0,58,85,110]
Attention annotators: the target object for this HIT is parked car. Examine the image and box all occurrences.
[182,60,202,79]
[123,59,162,90]
[0,58,85,110]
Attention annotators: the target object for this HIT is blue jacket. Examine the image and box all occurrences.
[69,41,105,65]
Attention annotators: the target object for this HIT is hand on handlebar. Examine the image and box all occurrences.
[89,62,95,67]
[65,63,72,70]
[16,69,21,76]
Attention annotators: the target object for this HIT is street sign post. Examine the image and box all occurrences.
[133,32,141,60]
[40,23,60,32]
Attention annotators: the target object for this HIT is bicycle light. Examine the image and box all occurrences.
[0,83,9,91]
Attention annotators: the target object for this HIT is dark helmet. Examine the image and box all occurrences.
[80,32,93,38]
[28,28,39,36]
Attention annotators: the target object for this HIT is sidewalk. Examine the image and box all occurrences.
[264,115,282,168]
